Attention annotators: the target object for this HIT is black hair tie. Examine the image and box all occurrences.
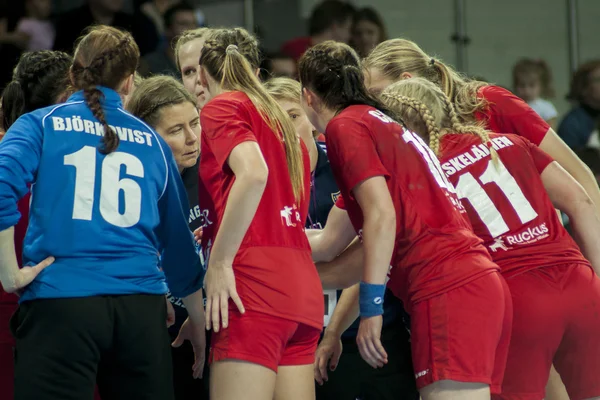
[430,58,435,66]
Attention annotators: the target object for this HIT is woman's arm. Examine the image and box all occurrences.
[542,161,600,275]
[539,129,600,217]
[316,238,363,290]
[306,205,356,263]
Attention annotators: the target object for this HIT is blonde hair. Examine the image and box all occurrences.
[364,39,488,125]
[380,77,498,166]
[174,27,211,70]
[264,77,320,139]
[200,28,304,201]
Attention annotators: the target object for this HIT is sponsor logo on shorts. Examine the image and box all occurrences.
[488,222,549,251]
[415,369,429,379]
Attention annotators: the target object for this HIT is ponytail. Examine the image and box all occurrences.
[221,45,304,201]
[202,28,304,202]
[1,81,26,130]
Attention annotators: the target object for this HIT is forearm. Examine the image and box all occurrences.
[361,214,395,285]
[317,238,363,290]
[208,175,266,264]
[306,229,329,263]
[566,164,600,217]
[324,283,360,337]
[0,227,19,291]
[182,288,205,325]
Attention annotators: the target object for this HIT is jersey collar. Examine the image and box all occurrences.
[67,86,123,108]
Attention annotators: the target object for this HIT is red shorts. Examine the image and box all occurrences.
[411,271,512,393]
[209,309,320,372]
[496,263,600,400]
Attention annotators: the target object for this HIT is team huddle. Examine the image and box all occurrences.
[0,22,599,400]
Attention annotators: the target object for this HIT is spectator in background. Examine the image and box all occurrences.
[513,58,558,128]
[53,0,159,55]
[559,60,600,150]
[260,52,297,80]
[351,7,387,58]
[0,0,54,51]
[280,0,355,61]
[139,0,181,37]
[140,2,198,77]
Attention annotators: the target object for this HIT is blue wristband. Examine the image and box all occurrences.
[359,282,385,317]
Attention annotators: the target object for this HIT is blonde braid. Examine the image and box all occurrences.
[381,92,443,155]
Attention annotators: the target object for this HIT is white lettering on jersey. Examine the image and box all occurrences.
[442,137,515,177]
[52,116,153,147]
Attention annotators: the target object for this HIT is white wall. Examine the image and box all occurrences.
[300,0,600,118]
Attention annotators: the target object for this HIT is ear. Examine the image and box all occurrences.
[400,72,413,80]
[302,87,315,108]
[120,74,135,96]
[254,68,261,78]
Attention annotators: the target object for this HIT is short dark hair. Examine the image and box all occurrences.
[164,2,195,29]
[309,0,355,36]
[353,7,387,41]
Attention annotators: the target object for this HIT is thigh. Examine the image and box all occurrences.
[275,364,315,400]
[421,380,490,400]
[210,360,277,400]
[14,298,111,400]
[172,341,209,400]
[210,310,297,372]
[411,272,509,393]
[554,264,600,400]
[497,269,565,399]
[97,295,174,400]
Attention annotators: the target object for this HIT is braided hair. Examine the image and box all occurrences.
[70,26,140,154]
[1,50,72,129]
[380,77,499,165]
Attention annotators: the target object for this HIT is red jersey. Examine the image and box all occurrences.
[199,91,323,329]
[280,37,312,61]
[476,85,550,146]
[325,105,498,308]
[439,133,590,278]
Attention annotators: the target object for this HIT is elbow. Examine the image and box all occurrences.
[238,163,269,188]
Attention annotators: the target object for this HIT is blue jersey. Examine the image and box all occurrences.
[307,141,403,337]
[0,87,203,302]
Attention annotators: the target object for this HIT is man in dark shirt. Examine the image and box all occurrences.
[53,0,158,55]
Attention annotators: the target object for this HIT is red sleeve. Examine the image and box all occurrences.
[480,86,550,146]
[526,137,555,173]
[199,98,257,169]
[326,116,389,195]
[335,194,345,210]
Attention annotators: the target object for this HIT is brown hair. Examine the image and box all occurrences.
[200,28,304,201]
[298,40,398,119]
[380,77,498,166]
[512,58,555,99]
[567,59,600,104]
[174,27,211,70]
[127,75,196,128]
[70,25,140,154]
[364,39,487,125]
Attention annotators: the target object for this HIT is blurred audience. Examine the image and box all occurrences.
[0,0,54,52]
[139,2,198,77]
[53,0,158,55]
[351,7,387,58]
[280,0,355,61]
[558,60,600,150]
[260,52,297,80]
[513,58,558,128]
[139,0,181,37]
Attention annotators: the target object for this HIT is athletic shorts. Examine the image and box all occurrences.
[495,263,600,400]
[209,309,320,372]
[411,271,512,393]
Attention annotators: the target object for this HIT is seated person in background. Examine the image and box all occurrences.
[513,58,558,129]
[558,60,600,149]
[351,7,387,58]
[280,0,355,61]
[260,52,297,80]
[139,2,198,77]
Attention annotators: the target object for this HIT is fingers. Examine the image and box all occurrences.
[373,337,388,364]
[230,289,245,315]
[330,345,342,371]
[34,256,55,272]
[314,349,330,385]
[357,335,381,369]
[205,297,212,331]
[171,333,183,348]
[211,293,221,332]
[220,293,229,330]
[192,351,206,379]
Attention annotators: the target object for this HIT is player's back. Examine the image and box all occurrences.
[439,133,588,277]
[199,91,322,328]
[325,105,497,307]
[10,89,176,300]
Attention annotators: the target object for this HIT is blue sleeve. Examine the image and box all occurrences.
[156,154,204,298]
[0,113,42,230]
